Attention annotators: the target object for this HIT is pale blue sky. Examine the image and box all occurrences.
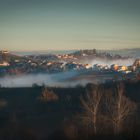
[0,0,140,51]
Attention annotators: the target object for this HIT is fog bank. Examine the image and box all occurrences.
[91,58,135,67]
[0,71,85,88]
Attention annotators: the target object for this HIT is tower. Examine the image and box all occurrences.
[1,50,8,62]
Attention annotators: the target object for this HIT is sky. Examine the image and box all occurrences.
[0,0,140,51]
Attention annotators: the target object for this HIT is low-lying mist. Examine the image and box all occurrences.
[90,58,135,66]
[0,58,135,88]
[0,71,89,88]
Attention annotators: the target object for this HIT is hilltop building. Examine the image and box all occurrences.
[133,59,140,67]
[0,61,10,67]
[111,64,119,71]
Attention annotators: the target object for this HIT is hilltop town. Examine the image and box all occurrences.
[0,49,140,82]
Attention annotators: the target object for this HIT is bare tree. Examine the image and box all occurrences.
[80,85,103,135]
[106,83,137,135]
[0,98,7,109]
[39,87,59,102]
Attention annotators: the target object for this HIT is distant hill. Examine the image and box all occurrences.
[70,49,128,60]
[12,48,140,58]
[102,48,140,58]
[0,50,29,64]
[12,50,76,56]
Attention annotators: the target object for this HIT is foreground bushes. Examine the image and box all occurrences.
[0,82,139,140]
